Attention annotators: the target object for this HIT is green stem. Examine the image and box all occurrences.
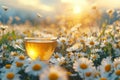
[97,23,107,40]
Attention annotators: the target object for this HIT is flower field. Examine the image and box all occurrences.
[0,19,120,80]
[0,1,120,80]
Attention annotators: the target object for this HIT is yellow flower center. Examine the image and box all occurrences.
[61,40,65,43]
[100,77,107,80]
[85,72,91,77]
[68,52,71,56]
[13,53,18,56]
[6,72,15,79]
[115,70,120,76]
[83,47,87,52]
[105,64,111,72]
[77,54,81,58]
[12,52,18,56]
[115,44,120,48]
[101,37,107,41]
[15,42,20,45]
[92,55,97,59]
[54,54,59,58]
[8,36,13,41]
[32,64,42,71]
[68,39,73,44]
[83,33,88,37]
[59,61,66,65]
[108,9,113,14]
[67,54,71,58]
[16,62,23,67]
[19,55,25,60]
[80,63,88,69]
[80,40,84,43]
[3,45,7,49]
[5,64,11,69]
[49,72,59,80]
[89,41,94,45]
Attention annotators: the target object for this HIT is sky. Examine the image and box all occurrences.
[0,0,61,14]
[0,0,120,14]
[0,0,120,23]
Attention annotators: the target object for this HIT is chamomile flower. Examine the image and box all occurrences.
[57,37,69,47]
[25,59,48,76]
[90,54,100,61]
[114,35,120,43]
[85,37,99,48]
[57,57,66,65]
[1,44,7,50]
[100,41,106,48]
[13,55,30,65]
[49,53,63,65]
[9,51,19,61]
[11,55,29,72]
[106,9,114,17]
[53,52,62,59]
[40,66,68,80]
[92,67,100,78]
[49,58,58,65]
[10,51,19,57]
[74,52,87,59]
[66,42,83,52]
[91,48,102,53]
[0,64,12,73]
[11,61,25,73]
[0,25,8,31]
[73,57,94,77]
[113,57,120,69]
[64,52,76,63]
[14,55,26,62]
[83,67,96,80]
[70,24,81,32]
[79,38,85,44]
[111,68,120,80]
[10,39,23,50]
[98,57,113,77]
[1,71,20,80]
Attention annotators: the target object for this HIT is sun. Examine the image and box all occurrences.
[73,5,81,14]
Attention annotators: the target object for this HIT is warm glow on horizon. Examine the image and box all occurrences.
[73,6,81,14]
[68,0,88,15]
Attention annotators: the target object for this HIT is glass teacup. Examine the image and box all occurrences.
[24,37,57,61]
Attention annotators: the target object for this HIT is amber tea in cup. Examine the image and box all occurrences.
[24,37,57,60]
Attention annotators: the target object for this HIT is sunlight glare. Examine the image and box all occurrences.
[73,6,81,14]
[28,49,38,60]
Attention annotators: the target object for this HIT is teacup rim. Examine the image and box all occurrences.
[24,37,57,41]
